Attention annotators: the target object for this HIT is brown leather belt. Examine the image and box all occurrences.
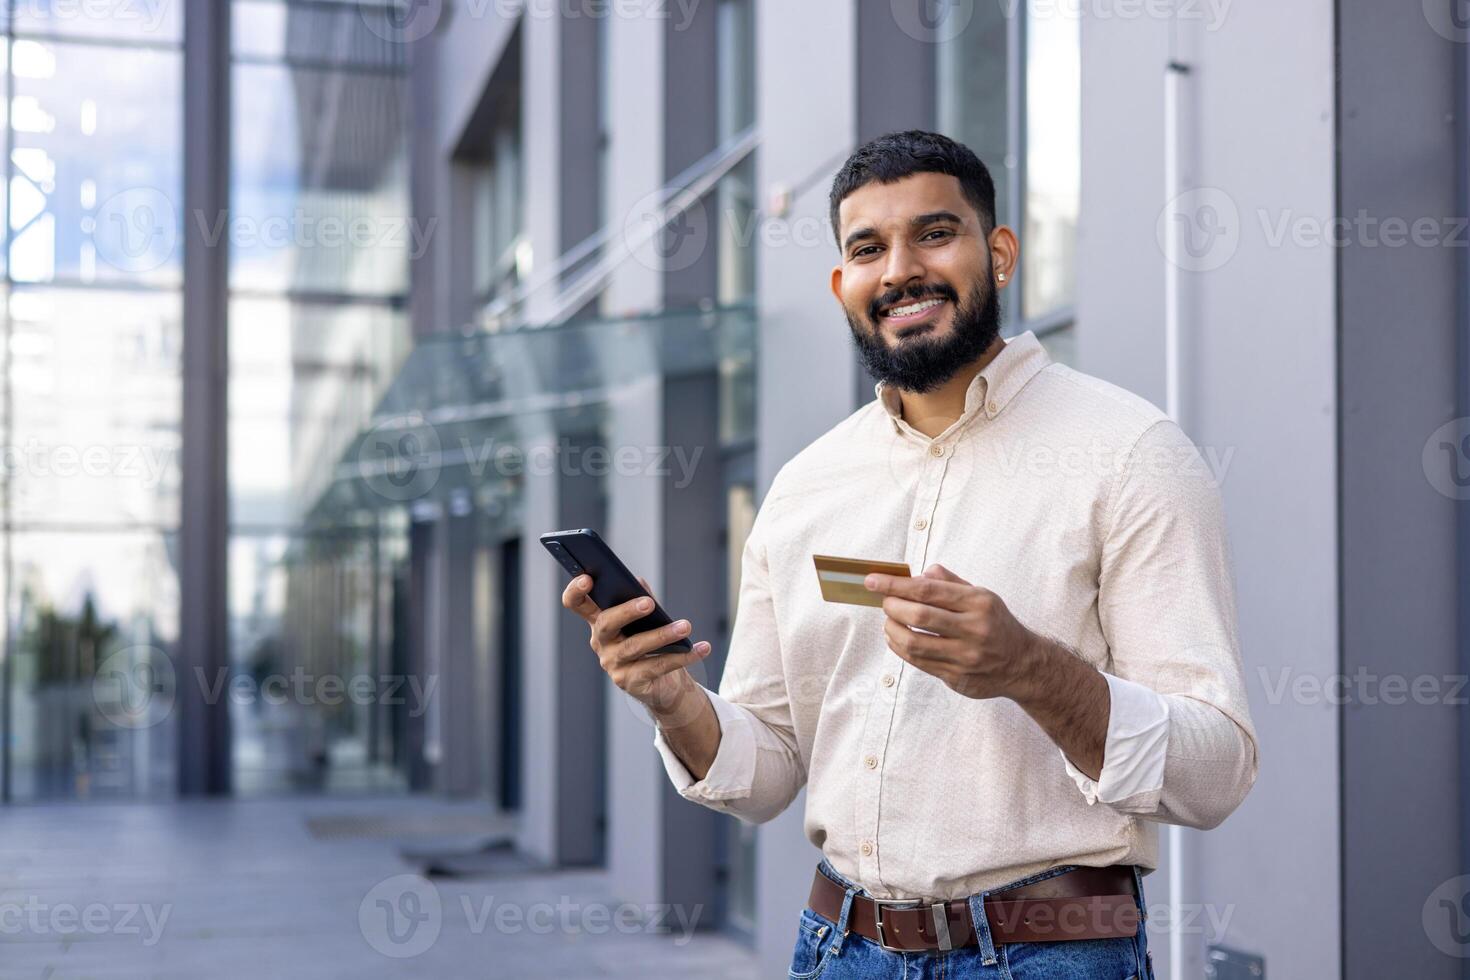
[808,864,1141,952]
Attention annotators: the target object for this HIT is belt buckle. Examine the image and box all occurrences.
[872,897,953,953]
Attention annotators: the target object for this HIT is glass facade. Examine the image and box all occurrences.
[226,1,413,795]
[937,0,1079,355]
[1,14,183,801]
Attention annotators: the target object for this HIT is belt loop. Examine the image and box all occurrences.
[829,886,857,957]
[1131,864,1147,920]
[967,891,998,966]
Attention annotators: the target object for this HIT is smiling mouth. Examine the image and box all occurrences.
[880,296,948,327]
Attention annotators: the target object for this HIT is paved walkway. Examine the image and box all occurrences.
[0,797,761,979]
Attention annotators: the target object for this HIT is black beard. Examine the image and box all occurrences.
[846,278,1002,394]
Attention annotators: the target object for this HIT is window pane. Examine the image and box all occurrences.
[7,287,182,526]
[9,41,183,286]
[228,528,410,796]
[231,62,410,296]
[229,296,410,528]
[8,529,179,802]
[936,3,1011,225]
[1023,2,1080,319]
[232,0,406,69]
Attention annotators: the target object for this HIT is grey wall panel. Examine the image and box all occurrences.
[1078,3,1340,978]
[1339,2,1462,976]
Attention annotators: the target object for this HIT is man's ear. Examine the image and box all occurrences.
[988,225,1019,287]
[830,264,844,304]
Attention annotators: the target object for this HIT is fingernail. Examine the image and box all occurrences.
[673,620,689,633]
[576,576,589,588]
[639,598,653,612]
[865,574,878,589]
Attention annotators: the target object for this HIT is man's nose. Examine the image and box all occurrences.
[881,242,925,290]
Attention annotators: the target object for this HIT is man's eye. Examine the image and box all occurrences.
[922,229,953,242]
[853,245,880,258]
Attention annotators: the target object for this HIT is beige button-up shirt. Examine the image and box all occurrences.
[653,331,1258,900]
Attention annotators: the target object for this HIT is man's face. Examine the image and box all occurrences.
[830,172,1007,393]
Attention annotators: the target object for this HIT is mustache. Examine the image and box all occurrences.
[869,282,960,321]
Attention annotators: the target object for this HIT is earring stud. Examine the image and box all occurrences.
[998,273,1007,282]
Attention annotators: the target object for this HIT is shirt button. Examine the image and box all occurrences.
[929,444,945,457]
[914,517,927,531]
[882,674,895,687]
[987,400,999,415]
[861,841,873,856]
[864,754,878,769]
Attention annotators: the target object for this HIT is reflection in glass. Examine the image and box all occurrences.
[9,41,182,286]
[1024,2,1080,320]
[8,530,178,801]
[7,288,181,527]
[231,62,409,296]
[229,297,409,529]
[228,526,410,795]
[936,2,1011,225]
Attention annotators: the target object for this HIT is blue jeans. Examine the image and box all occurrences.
[788,860,1154,979]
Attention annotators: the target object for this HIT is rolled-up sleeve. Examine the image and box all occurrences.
[651,492,806,825]
[1080,419,1259,830]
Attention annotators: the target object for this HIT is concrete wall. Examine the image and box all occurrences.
[1078,3,1340,977]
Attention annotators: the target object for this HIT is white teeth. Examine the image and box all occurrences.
[886,298,943,317]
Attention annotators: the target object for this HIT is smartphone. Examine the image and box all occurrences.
[540,528,693,655]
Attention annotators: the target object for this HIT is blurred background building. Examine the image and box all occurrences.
[0,0,1463,977]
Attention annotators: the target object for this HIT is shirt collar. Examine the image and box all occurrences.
[874,330,1052,431]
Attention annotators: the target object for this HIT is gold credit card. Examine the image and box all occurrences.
[812,554,912,607]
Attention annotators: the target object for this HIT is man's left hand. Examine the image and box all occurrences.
[863,563,1039,700]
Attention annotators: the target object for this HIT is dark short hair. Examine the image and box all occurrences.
[828,130,998,246]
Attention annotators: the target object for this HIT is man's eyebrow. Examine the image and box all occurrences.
[842,211,966,253]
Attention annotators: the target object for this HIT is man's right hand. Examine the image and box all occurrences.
[562,573,712,717]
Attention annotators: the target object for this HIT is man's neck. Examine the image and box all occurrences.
[894,336,1006,439]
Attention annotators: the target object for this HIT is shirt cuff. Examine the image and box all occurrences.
[1062,673,1170,807]
[652,684,758,803]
